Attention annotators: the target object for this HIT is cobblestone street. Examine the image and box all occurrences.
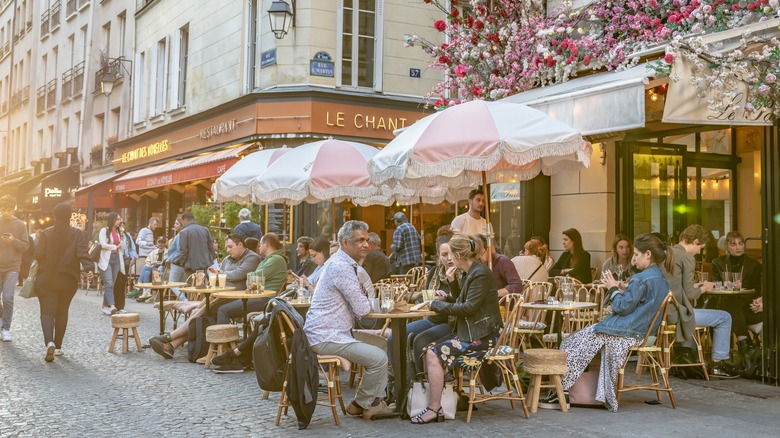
[0,287,779,437]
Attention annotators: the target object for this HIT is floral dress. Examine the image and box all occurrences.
[429,333,499,371]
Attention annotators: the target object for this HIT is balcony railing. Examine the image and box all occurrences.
[0,101,7,114]
[47,79,57,110]
[51,2,61,29]
[22,85,29,103]
[90,150,103,167]
[37,86,46,114]
[66,0,76,16]
[94,58,126,93]
[40,10,50,37]
[62,69,73,101]
[105,145,115,163]
[78,0,89,9]
[72,61,84,97]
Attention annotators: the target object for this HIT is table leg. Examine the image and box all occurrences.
[391,318,408,413]
[205,294,211,314]
[159,288,166,335]
[555,311,563,347]
[242,299,249,339]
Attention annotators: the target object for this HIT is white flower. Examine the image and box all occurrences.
[578,27,586,35]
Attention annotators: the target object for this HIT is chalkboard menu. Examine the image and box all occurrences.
[264,203,293,244]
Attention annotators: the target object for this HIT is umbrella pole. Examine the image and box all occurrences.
[331,198,336,241]
[419,197,425,271]
[482,171,492,270]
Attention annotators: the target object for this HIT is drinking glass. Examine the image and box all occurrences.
[699,272,709,283]
[208,272,217,288]
[722,272,733,291]
[302,287,313,303]
[422,289,435,302]
[731,272,742,289]
[247,272,258,293]
[195,270,205,287]
[218,273,227,288]
[562,283,574,305]
[614,265,624,281]
[380,286,393,313]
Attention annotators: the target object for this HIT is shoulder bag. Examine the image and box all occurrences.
[407,380,457,420]
[20,260,38,299]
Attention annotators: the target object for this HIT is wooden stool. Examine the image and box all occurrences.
[204,324,240,369]
[523,349,569,413]
[109,313,143,353]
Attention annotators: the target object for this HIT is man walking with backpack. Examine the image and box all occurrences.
[0,195,30,341]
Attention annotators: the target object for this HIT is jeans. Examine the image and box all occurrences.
[311,334,388,409]
[169,264,187,299]
[694,308,732,361]
[0,271,19,330]
[387,318,452,378]
[213,298,270,325]
[100,253,120,307]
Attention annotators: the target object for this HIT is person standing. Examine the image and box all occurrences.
[170,211,214,278]
[233,208,263,240]
[451,188,493,236]
[35,203,95,361]
[0,195,30,341]
[97,212,126,315]
[135,217,160,281]
[390,212,422,275]
[113,222,137,312]
[361,232,392,283]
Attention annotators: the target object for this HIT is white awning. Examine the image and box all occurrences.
[500,63,656,136]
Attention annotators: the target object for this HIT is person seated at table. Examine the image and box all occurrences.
[412,234,502,424]
[361,232,392,284]
[214,233,286,324]
[549,228,592,284]
[147,235,260,359]
[244,237,259,254]
[512,239,550,283]
[711,231,763,372]
[304,221,395,419]
[387,229,459,378]
[299,236,330,290]
[135,237,169,302]
[666,224,738,378]
[601,234,632,282]
[529,235,554,271]
[539,234,672,412]
[295,236,317,277]
[475,234,522,298]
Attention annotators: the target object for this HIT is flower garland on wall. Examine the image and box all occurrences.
[406,0,780,116]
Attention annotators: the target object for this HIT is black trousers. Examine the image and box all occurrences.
[114,272,127,311]
[38,281,78,348]
[713,296,763,338]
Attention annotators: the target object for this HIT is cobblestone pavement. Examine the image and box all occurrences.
[1,287,779,437]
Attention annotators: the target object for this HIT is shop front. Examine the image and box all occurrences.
[14,166,80,228]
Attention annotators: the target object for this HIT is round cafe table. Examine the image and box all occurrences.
[136,282,188,335]
[178,286,236,314]
[522,302,598,347]
[365,309,436,413]
[704,288,756,295]
[213,290,276,338]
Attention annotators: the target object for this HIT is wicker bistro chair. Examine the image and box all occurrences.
[616,292,677,409]
[456,296,530,423]
[515,281,553,351]
[658,295,709,381]
[274,311,347,426]
[405,266,428,292]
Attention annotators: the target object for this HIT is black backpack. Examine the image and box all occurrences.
[253,299,298,392]
[187,315,216,363]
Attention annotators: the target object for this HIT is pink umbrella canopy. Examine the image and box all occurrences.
[368,100,590,189]
[252,139,405,205]
[211,147,290,203]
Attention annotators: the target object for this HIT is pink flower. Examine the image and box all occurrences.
[583,55,591,66]
[758,84,771,95]
[765,73,777,84]
[454,65,467,77]
[744,103,755,113]
[664,53,675,64]
[732,4,740,10]
[450,8,460,18]
[434,20,446,32]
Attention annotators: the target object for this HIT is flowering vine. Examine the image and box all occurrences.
[406,0,780,116]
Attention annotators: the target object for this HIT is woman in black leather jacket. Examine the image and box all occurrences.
[411,233,502,424]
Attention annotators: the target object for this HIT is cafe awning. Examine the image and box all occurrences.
[113,144,252,193]
[500,62,655,136]
[17,166,80,212]
[0,173,31,196]
[74,171,130,209]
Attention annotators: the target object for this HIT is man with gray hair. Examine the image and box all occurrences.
[361,232,392,283]
[304,221,394,419]
[233,208,262,240]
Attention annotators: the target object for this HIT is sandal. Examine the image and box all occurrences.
[410,406,444,424]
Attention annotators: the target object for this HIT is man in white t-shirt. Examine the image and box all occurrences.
[451,188,493,236]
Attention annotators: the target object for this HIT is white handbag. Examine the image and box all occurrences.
[406,381,457,420]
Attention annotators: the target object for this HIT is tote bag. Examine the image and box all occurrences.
[19,260,38,299]
[406,381,457,420]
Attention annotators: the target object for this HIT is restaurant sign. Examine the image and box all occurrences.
[44,187,63,198]
[200,118,237,140]
[121,139,170,164]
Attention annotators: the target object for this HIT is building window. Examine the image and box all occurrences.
[176,24,188,108]
[133,52,145,122]
[102,21,111,56]
[340,0,381,89]
[153,38,167,116]
[118,12,126,57]
[246,0,258,92]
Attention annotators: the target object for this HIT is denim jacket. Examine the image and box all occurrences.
[594,264,669,340]
[166,234,181,264]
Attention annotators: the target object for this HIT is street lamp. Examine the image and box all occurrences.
[99,57,133,97]
[268,0,295,39]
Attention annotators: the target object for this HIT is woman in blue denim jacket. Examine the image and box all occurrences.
[543,234,674,412]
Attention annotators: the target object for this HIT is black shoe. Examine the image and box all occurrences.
[149,337,174,359]
[710,363,740,379]
[211,350,237,367]
[538,390,570,410]
[213,358,245,374]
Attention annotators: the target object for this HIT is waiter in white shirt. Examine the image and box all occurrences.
[451,188,493,236]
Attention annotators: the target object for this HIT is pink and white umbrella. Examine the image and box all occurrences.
[368,100,590,189]
[211,147,290,203]
[252,139,405,205]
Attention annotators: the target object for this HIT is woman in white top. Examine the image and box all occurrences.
[529,236,555,271]
[97,212,126,315]
[512,239,550,282]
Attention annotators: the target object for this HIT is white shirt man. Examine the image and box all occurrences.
[451,189,493,236]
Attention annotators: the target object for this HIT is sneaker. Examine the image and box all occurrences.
[1,330,11,342]
[54,349,64,356]
[110,305,118,315]
[538,390,570,410]
[211,350,238,367]
[100,306,113,316]
[178,294,189,302]
[136,293,152,303]
[213,358,245,374]
[710,363,740,379]
[127,289,142,298]
[149,337,175,359]
[362,399,395,419]
[45,342,56,362]
[117,309,128,314]
[346,401,363,416]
